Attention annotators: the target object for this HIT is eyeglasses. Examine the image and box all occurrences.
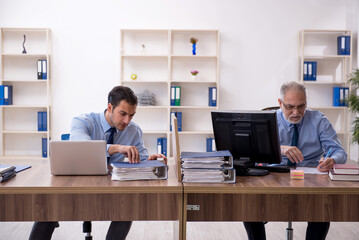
[281,101,307,111]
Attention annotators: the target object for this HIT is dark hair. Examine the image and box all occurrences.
[108,86,138,107]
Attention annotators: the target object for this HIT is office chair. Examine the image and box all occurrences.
[61,134,93,240]
[260,107,293,240]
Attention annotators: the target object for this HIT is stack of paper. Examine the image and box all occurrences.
[111,160,167,181]
[180,150,236,183]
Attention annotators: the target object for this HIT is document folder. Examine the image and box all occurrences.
[180,150,236,183]
[180,150,233,169]
[181,168,236,183]
[111,160,168,181]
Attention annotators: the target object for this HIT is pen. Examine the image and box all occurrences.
[324,148,333,162]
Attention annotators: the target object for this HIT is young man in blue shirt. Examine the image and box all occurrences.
[243,81,347,240]
[29,86,166,240]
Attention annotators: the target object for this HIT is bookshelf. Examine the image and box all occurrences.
[298,30,352,157]
[120,29,219,157]
[0,28,51,160]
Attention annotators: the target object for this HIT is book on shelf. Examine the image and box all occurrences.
[329,169,359,181]
[157,137,167,156]
[333,164,359,175]
[170,112,182,131]
[337,36,351,55]
[208,87,217,106]
[206,137,216,152]
[111,160,168,181]
[180,150,236,183]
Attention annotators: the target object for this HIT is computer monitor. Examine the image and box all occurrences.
[211,110,282,176]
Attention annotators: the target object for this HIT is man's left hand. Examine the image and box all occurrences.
[148,154,167,164]
[317,157,335,172]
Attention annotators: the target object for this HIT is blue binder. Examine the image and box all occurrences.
[333,87,341,107]
[344,87,349,106]
[345,36,351,55]
[311,61,317,81]
[0,86,4,105]
[3,85,12,105]
[157,137,162,155]
[337,36,346,55]
[208,87,217,106]
[42,60,47,79]
[303,62,308,80]
[42,111,47,131]
[162,138,167,156]
[42,138,47,158]
[38,112,43,131]
[176,112,182,131]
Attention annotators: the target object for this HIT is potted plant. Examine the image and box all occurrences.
[347,68,359,144]
[190,70,199,80]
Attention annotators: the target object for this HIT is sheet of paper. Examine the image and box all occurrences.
[296,167,328,175]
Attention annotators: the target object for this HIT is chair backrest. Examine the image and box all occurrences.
[61,134,70,141]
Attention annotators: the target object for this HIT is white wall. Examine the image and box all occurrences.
[0,0,358,158]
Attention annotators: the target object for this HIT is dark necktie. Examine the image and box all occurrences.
[287,124,298,166]
[107,127,116,163]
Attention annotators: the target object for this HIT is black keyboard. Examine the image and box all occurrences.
[252,165,290,173]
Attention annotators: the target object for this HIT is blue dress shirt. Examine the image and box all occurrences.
[70,111,149,163]
[276,109,347,167]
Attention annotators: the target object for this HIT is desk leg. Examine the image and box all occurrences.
[173,192,184,240]
[182,193,187,240]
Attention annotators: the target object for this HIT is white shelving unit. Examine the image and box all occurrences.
[120,29,219,157]
[298,30,352,156]
[0,28,51,160]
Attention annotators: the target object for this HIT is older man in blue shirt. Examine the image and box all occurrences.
[243,81,347,240]
[29,86,166,240]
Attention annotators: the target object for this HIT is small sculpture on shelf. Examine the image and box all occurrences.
[191,70,199,81]
[137,89,156,106]
[140,44,146,55]
[131,73,137,80]
[190,37,198,55]
[22,34,27,54]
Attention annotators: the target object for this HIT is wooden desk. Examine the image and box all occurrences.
[0,160,183,240]
[183,173,359,240]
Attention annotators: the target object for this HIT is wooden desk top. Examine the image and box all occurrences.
[0,160,182,194]
[183,172,359,194]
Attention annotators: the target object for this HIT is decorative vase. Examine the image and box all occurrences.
[192,43,196,55]
[191,75,197,81]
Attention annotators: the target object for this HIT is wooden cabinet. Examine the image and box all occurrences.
[120,29,219,157]
[298,30,352,156]
[0,28,51,160]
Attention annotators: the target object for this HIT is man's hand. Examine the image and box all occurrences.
[108,145,140,163]
[148,153,167,164]
[281,145,303,164]
[317,157,335,172]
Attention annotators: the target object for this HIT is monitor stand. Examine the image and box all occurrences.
[233,159,269,176]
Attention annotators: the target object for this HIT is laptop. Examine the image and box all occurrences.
[49,140,108,175]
